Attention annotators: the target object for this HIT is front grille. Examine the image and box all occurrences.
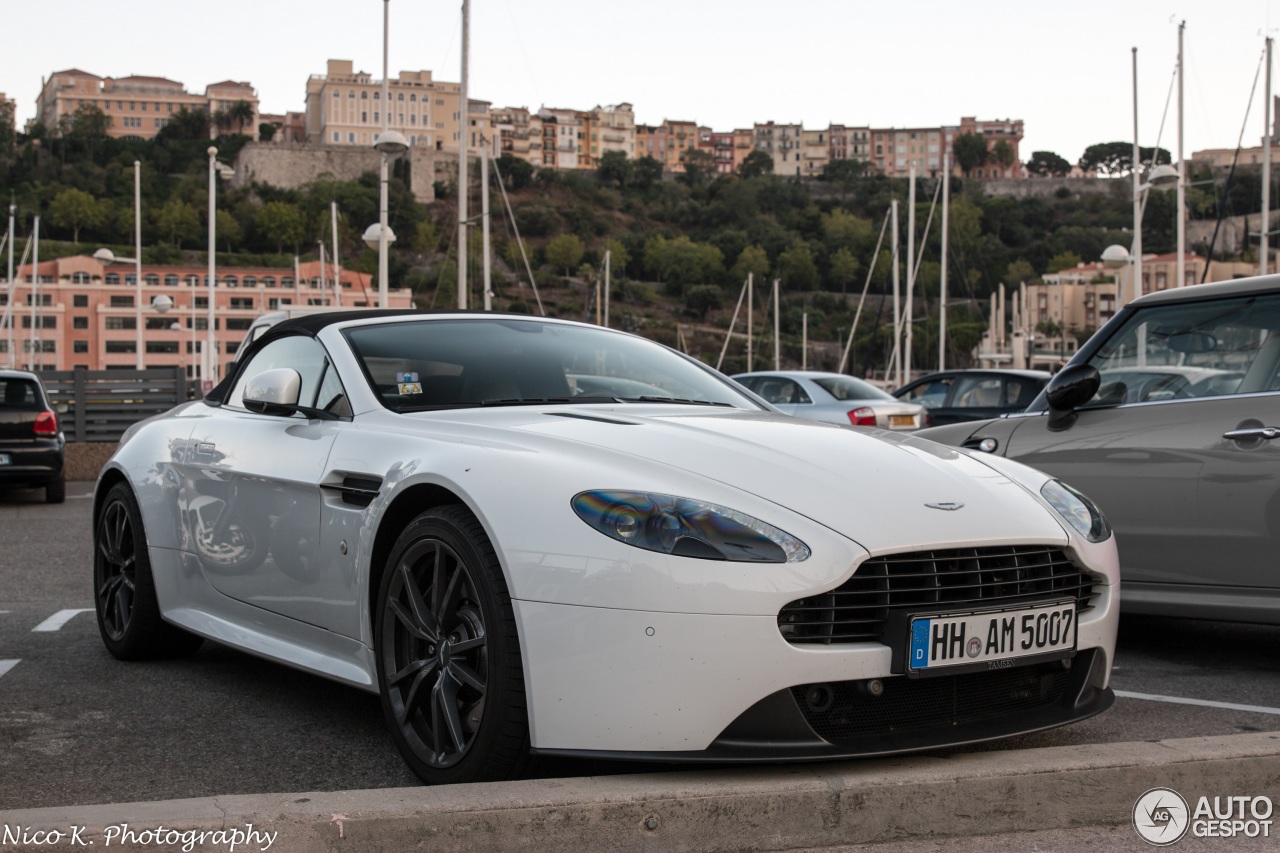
[793,659,1075,743]
[779,545,1096,645]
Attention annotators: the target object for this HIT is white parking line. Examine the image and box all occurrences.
[1116,689,1280,716]
[0,660,18,678]
[32,609,93,632]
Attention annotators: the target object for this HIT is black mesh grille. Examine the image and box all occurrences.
[793,660,1075,743]
[779,545,1096,645]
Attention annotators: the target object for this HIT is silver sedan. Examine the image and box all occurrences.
[732,371,926,430]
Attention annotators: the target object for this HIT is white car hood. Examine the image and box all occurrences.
[431,406,1069,553]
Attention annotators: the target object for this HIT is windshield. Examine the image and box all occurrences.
[811,375,893,401]
[343,318,764,412]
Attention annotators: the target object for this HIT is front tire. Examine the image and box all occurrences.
[375,505,530,784]
[94,482,203,660]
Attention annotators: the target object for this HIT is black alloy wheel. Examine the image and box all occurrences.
[93,482,203,660]
[376,505,529,784]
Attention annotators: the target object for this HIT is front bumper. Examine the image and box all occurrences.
[513,577,1116,757]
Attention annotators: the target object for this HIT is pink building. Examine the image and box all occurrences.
[1,255,413,378]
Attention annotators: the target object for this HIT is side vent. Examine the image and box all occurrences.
[322,475,383,507]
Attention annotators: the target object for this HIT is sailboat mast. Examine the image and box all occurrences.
[481,135,491,310]
[457,0,470,309]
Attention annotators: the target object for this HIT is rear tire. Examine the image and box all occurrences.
[45,478,65,504]
[94,482,203,660]
[375,505,530,784]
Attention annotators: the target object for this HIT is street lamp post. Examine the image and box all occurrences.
[370,0,408,309]
[134,161,143,369]
[207,146,217,387]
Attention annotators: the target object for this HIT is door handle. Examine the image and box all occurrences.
[1223,427,1280,441]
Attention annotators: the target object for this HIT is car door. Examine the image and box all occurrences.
[1002,290,1280,590]
[182,334,358,634]
[897,374,958,423]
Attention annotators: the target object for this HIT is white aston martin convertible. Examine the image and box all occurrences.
[93,311,1119,784]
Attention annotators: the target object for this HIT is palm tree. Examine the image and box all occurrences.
[227,100,255,135]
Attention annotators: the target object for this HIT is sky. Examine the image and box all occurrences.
[3,0,1280,166]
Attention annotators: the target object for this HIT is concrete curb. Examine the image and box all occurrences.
[3,732,1279,852]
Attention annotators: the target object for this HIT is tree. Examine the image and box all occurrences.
[739,149,774,179]
[1026,150,1072,177]
[731,244,769,284]
[822,208,874,252]
[544,233,585,276]
[227,100,255,134]
[632,155,664,189]
[1046,251,1082,274]
[154,199,201,247]
[685,284,723,320]
[601,238,630,277]
[678,148,715,187]
[159,107,210,142]
[643,235,724,294]
[829,247,861,292]
[65,103,112,160]
[1004,258,1035,286]
[952,133,989,177]
[991,140,1016,172]
[598,150,633,188]
[255,201,306,253]
[777,240,819,290]
[212,109,233,135]
[215,210,240,252]
[49,188,104,243]
[1078,142,1172,177]
[495,154,534,191]
[258,122,278,142]
[821,158,868,199]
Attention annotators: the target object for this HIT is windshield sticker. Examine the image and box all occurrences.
[396,372,419,383]
[398,382,423,395]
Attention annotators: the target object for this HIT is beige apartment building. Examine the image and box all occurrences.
[0,255,412,376]
[36,70,260,141]
[586,103,635,166]
[537,108,581,169]
[304,59,490,155]
[492,106,543,167]
[829,125,871,163]
[635,120,697,171]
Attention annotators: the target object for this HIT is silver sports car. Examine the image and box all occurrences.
[94,311,1119,784]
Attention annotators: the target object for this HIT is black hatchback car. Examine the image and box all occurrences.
[0,369,65,503]
[893,369,1050,426]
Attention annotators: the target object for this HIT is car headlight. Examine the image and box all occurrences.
[571,490,811,563]
[1040,479,1111,543]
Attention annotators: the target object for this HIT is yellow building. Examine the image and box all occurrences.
[36,70,257,141]
[304,59,490,154]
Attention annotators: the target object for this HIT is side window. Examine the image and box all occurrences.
[1086,292,1280,405]
[952,377,1003,408]
[315,360,351,416]
[226,335,331,412]
[900,377,952,407]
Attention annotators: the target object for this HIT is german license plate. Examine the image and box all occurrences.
[907,600,1076,676]
[0,453,9,466]
[889,414,915,428]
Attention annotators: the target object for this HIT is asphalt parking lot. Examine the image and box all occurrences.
[1,481,1277,812]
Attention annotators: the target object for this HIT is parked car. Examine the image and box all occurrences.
[94,311,1118,784]
[733,370,926,430]
[0,369,65,503]
[894,369,1051,426]
[918,276,1280,624]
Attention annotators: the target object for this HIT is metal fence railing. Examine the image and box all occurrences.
[40,367,197,443]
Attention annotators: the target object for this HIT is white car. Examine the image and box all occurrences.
[93,311,1119,784]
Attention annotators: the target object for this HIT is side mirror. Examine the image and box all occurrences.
[1045,364,1101,432]
[243,368,302,416]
